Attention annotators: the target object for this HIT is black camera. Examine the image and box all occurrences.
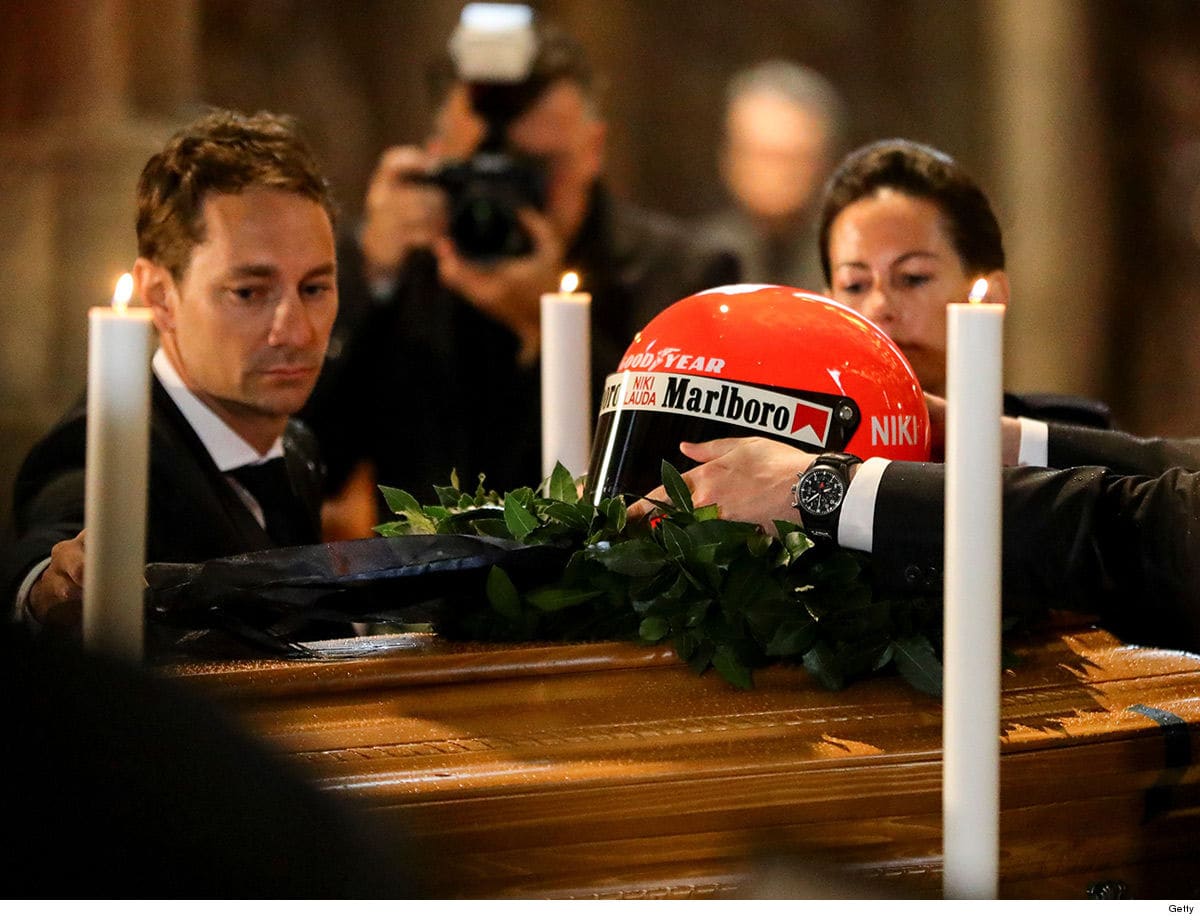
[431,149,547,262]
[431,3,547,263]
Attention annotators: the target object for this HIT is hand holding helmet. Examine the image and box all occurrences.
[629,437,822,534]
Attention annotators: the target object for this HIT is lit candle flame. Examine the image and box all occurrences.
[112,273,134,313]
[968,278,989,304]
[560,271,580,294]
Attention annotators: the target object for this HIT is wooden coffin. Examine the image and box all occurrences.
[169,621,1200,899]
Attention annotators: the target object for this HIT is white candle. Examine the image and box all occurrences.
[540,270,592,487]
[943,278,1004,899]
[83,272,152,661]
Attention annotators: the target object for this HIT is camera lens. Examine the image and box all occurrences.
[449,192,530,261]
[432,150,547,262]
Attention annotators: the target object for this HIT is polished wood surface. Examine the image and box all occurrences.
[169,622,1200,898]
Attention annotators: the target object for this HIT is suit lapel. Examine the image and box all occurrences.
[149,380,276,556]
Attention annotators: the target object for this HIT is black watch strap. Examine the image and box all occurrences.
[791,452,862,544]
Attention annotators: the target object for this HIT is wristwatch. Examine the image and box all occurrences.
[791,452,863,544]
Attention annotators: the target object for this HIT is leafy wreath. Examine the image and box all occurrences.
[376,461,948,694]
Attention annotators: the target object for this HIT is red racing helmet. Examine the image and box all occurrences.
[586,284,930,501]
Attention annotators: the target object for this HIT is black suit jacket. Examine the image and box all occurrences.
[4,378,324,614]
[871,423,1200,653]
[303,184,741,503]
[1002,391,1111,429]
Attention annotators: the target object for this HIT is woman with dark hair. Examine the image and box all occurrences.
[816,139,1105,426]
[816,139,1004,396]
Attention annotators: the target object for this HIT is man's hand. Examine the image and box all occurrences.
[629,437,818,535]
[28,530,86,629]
[925,392,1023,465]
[358,146,447,287]
[434,208,565,363]
[924,392,946,461]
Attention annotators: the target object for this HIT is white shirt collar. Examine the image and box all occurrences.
[152,349,284,472]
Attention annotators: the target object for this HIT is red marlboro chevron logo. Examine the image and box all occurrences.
[790,402,831,444]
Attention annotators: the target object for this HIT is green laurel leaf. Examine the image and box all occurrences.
[589,539,668,576]
[548,461,577,503]
[486,566,522,622]
[712,646,753,689]
[639,616,670,641]
[661,461,694,514]
[891,635,944,697]
[502,492,539,541]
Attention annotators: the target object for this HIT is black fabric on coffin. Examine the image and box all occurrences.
[228,458,310,546]
[143,535,570,660]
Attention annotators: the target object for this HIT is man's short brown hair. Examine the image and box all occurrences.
[136,109,336,279]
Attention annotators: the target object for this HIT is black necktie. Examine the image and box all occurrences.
[228,458,309,546]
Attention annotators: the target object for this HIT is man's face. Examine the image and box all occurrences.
[154,188,337,430]
[432,80,606,242]
[722,91,830,224]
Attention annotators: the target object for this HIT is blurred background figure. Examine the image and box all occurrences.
[303,13,738,534]
[696,59,845,290]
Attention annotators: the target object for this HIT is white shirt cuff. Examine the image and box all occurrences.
[838,456,890,553]
[1017,416,1049,467]
[13,557,51,629]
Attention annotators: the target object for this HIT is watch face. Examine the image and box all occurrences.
[798,467,845,516]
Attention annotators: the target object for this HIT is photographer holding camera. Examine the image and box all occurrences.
[304,9,739,527]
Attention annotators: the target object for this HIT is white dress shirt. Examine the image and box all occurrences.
[151,349,284,528]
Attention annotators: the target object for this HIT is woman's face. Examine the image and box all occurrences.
[826,189,984,396]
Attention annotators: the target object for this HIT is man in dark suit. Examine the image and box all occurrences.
[5,110,339,630]
[633,410,1200,656]
[302,21,739,521]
